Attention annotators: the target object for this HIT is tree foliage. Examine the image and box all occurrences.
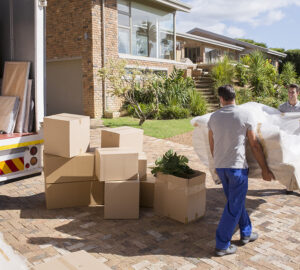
[98,59,162,125]
[237,38,267,48]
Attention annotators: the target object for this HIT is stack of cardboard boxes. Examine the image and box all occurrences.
[100,127,154,219]
[43,113,104,209]
[43,114,154,219]
[43,113,205,223]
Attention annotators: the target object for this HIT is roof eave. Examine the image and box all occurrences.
[153,0,191,12]
[267,50,287,58]
[177,32,244,51]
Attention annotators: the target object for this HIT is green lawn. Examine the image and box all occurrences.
[102,117,194,139]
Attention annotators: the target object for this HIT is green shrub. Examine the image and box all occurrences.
[240,55,251,66]
[282,49,300,76]
[188,90,207,115]
[235,87,253,105]
[158,105,190,119]
[276,85,288,102]
[248,51,277,96]
[151,149,194,178]
[127,103,158,119]
[211,56,235,94]
[235,62,249,86]
[254,96,282,108]
[160,68,195,106]
[280,62,297,86]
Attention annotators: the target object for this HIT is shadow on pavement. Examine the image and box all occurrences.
[0,187,269,259]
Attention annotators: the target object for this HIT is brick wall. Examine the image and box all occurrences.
[47,0,102,118]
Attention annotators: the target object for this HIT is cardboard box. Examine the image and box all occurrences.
[45,180,104,209]
[154,171,206,223]
[104,180,139,219]
[44,152,95,184]
[140,177,155,208]
[32,250,111,270]
[44,113,90,158]
[101,126,144,152]
[138,152,147,181]
[95,148,138,181]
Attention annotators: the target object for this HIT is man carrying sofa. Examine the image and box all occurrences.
[208,85,274,256]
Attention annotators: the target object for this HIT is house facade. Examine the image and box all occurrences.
[186,28,286,68]
[46,0,286,119]
[46,0,193,119]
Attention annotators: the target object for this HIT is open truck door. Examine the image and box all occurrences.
[0,0,46,182]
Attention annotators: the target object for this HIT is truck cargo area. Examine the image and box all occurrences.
[0,0,45,182]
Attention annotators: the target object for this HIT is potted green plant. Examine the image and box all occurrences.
[152,150,206,224]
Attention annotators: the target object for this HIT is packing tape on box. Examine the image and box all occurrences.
[167,182,205,195]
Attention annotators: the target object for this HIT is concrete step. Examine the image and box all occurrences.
[196,88,214,92]
[193,78,214,83]
[195,84,213,89]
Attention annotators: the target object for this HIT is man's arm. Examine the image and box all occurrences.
[208,129,214,157]
[247,130,274,181]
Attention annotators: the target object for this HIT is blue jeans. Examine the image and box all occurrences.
[215,168,252,250]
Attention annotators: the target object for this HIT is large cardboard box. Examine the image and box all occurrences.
[44,113,90,158]
[138,152,147,181]
[140,177,155,208]
[44,152,95,184]
[154,171,206,224]
[101,126,144,152]
[104,180,139,219]
[95,148,138,181]
[45,180,104,209]
[32,250,111,270]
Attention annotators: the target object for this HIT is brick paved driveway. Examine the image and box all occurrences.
[0,129,299,269]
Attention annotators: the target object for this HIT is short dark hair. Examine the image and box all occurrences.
[218,85,236,101]
[289,83,300,93]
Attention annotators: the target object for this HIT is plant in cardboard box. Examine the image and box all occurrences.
[151,149,194,178]
[152,150,206,223]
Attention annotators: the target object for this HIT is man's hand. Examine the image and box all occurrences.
[262,168,275,181]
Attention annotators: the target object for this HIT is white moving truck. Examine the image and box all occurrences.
[0,0,46,182]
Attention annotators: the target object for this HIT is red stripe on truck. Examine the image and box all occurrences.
[5,160,19,173]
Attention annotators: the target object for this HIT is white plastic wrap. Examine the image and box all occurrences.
[191,102,300,190]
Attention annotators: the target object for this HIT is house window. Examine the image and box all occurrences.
[118,0,130,54]
[117,0,174,60]
[205,48,221,64]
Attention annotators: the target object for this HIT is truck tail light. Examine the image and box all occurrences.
[30,146,38,156]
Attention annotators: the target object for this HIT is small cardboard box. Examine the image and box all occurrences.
[104,180,139,219]
[140,177,155,208]
[95,148,138,181]
[44,113,90,158]
[32,250,111,270]
[154,171,206,223]
[138,152,147,181]
[101,126,144,152]
[45,180,104,209]
[44,152,95,184]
